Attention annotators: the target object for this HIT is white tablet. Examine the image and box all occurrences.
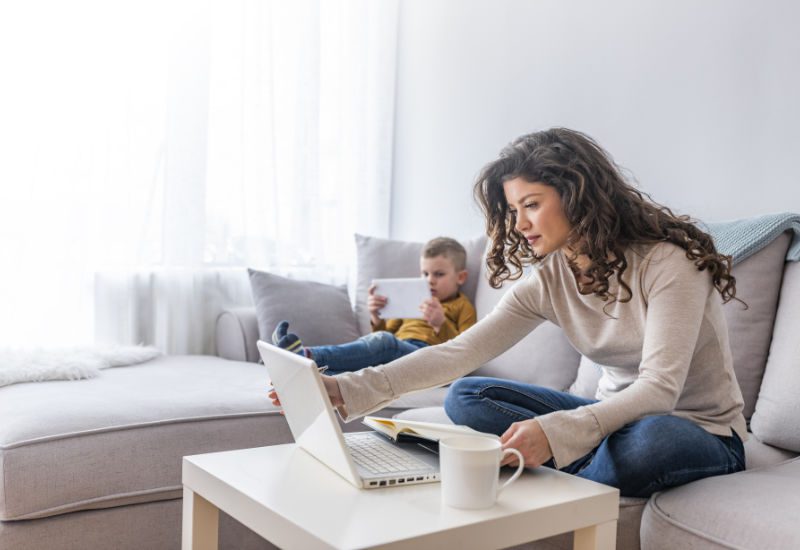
[372,277,431,319]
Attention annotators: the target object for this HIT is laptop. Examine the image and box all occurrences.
[257,341,440,489]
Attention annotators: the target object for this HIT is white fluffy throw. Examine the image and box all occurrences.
[0,345,161,388]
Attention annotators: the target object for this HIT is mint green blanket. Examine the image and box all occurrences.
[702,212,800,265]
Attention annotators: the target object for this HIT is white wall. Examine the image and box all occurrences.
[389,0,800,242]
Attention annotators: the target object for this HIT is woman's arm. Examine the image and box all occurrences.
[537,249,713,468]
[334,277,548,421]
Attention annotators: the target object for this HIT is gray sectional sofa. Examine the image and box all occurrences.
[1,231,799,549]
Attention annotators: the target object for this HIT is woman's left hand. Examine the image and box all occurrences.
[500,418,553,468]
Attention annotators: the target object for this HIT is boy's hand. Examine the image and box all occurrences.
[420,297,445,332]
[367,284,387,325]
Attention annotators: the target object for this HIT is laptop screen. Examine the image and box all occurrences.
[258,341,360,486]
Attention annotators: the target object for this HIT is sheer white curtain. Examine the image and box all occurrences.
[0,0,398,353]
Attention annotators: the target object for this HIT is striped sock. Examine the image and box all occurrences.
[272,320,290,346]
[278,333,308,356]
[272,321,310,358]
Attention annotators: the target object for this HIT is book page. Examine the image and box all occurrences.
[363,416,498,442]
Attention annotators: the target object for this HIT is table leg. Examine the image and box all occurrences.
[182,487,219,550]
[573,519,616,550]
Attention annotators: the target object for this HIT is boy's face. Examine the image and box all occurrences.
[420,255,467,301]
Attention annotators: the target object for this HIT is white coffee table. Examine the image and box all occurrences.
[182,444,619,550]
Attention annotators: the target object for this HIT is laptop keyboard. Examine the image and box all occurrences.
[345,432,430,475]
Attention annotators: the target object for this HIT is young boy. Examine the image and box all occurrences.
[272,237,477,374]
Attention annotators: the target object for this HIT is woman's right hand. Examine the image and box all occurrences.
[367,284,387,325]
[500,418,553,468]
[322,375,347,414]
[268,374,348,417]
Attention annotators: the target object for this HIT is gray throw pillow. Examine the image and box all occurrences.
[750,259,800,452]
[248,269,361,347]
[353,234,487,335]
[723,231,791,419]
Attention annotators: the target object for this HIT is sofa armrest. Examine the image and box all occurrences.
[215,307,260,363]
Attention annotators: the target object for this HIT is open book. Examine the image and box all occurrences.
[362,416,499,445]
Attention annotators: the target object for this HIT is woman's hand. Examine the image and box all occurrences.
[367,284,387,325]
[268,374,348,417]
[420,297,445,332]
[500,418,553,468]
[266,384,283,414]
[321,375,346,412]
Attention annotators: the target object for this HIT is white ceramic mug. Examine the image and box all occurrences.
[439,436,525,509]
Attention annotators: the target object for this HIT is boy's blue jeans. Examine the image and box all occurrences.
[444,377,746,498]
[309,331,428,374]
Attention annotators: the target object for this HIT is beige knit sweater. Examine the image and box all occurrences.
[335,242,747,468]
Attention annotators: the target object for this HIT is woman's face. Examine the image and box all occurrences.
[503,178,572,257]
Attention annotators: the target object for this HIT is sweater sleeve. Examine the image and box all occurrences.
[435,296,478,342]
[335,277,547,420]
[536,246,713,467]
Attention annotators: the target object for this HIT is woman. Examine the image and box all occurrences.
[271,128,747,498]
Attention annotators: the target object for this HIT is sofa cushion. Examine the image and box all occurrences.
[472,263,581,391]
[0,355,289,520]
[470,322,581,391]
[722,231,791,419]
[750,260,800,452]
[641,457,800,549]
[743,435,799,470]
[248,269,361,347]
[353,234,486,335]
[393,405,453,424]
[381,387,450,410]
[568,355,604,399]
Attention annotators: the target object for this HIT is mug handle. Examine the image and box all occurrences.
[497,448,525,494]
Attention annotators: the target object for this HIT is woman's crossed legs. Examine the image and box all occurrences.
[444,377,745,498]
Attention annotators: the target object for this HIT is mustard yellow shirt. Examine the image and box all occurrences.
[370,292,476,345]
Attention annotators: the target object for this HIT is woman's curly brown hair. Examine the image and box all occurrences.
[473,128,738,306]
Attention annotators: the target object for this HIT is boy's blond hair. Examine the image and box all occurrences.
[422,237,467,271]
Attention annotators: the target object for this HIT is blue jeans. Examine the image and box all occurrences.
[309,331,428,374]
[444,377,746,498]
